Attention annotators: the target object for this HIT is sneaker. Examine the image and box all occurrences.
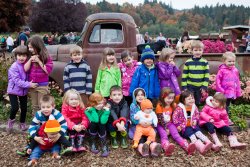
[6,119,15,133]
[28,159,37,166]
[19,123,28,131]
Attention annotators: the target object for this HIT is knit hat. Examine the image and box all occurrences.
[140,99,153,111]
[44,119,61,133]
[140,45,155,62]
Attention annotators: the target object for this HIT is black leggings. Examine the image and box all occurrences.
[203,122,232,136]
[89,122,106,136]
[9,94,27,123]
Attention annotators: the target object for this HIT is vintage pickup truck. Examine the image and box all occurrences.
[46,13,250,90]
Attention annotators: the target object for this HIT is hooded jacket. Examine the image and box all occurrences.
[199,96,229,128]
[7,61,31,96]
[156,62,181,95]
[216,64,241,99]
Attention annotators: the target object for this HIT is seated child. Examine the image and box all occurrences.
[199,93,246,150]
[132,99,158,149]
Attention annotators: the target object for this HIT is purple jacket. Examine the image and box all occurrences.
[216,64,241,99]
[156,62,181,95]
[28,56,53,83]
[7,61,31,96]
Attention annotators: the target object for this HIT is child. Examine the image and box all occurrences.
[27,119,70,166]
[199,93,246,149]
[95,47,121,98]
[129,88,161,157]
[85,93,111,157]
[132,99,157,148]
[63,45,92,106]
[61,89,89,152]
[6,46,38,132]
[156,87,196,156]
[156,48,181,102]
[118,50,140,105]
[181,40,209,106]
[24,35,53,113]
[130,45,160,103]
[107,85,129,149]
[172,90,214,155]
[216,52,241,123]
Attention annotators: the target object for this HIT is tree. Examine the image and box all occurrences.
[29,0,87,33]
[0,0,31,32]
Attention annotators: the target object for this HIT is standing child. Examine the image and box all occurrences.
[63,45,92,106]
[61,89,89,152]
[216,52,241,124]
[181,40,209,106]
[129,88,162,157]
[107,85,129,149]
[118,50,140,105]
[130,45,160,104]
[6,46,38,132]
[156,87,196,156]
[200,93,246,150]
[95,47,121,98]
[24,35,53,113]
[85,93,111,157]
[156,48,181,102]
[172,90,214,155]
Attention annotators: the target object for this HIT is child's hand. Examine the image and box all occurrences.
[192,120,197,126]
[27,148,32,154]
[30,81,38,88]
[169,61,175,66]
[34,136,45,145]
[105,103,111,109]
[210,119,214,123]
[177,126,182,132]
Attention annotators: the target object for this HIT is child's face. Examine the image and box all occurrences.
[122,56,133,67]
[110,90,123,104]
[94,100,105,110]
[167,54,175,63]
[192,47,203,58]
[143,108,152,114]
[224,56,235,68]
[143,58,154,67]
[71,52,83,63]
[28,44,36,55]
[211,98,221,108]
[164,93,175,106]
[46,132,59,140]
[184,95,195,106]
[16,54,28,64]
[106,54,115,64]
[68,93,80,108]
[135,91,145,103]
[41,102,55,116]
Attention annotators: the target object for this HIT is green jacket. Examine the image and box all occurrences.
[85,107,110,124]
[95,66,121,97]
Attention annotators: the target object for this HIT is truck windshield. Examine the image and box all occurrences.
[77,21,89,45]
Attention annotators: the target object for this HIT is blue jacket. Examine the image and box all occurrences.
[129,64,160,99]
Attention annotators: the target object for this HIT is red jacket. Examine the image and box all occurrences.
[199,96,229,128]
[37,124,55,150]
[61,103,89,130]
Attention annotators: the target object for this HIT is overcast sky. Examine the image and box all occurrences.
[82,0,250,10]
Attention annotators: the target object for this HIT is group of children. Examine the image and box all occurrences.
[6,35,247,166]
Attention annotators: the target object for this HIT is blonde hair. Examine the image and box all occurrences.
[159,48,175,62]
[191,40,204,50]
[62,89,84,108]
[213,93,227,109]
[88,92,104,107]
[99,47,118,70]
[70,45,83,56]
[222,52,236,62]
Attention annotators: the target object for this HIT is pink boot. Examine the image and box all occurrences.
[150,142,162,157]
[228,135,247,149]
[194,139,211,155]
[181,140,196,155]
[19,123,28,131]
[203,140,213,153]
[138,143,149,157]
[162,141,175,156]
[210,133,222,152]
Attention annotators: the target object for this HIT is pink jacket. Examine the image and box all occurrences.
[61,103,89,130]
[172,103,200,133]
[118,60,140,96]
[216,64,241,99]
[199,96,229,128]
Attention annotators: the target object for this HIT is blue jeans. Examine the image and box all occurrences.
[182,126,201,139]
[29,144,60,160]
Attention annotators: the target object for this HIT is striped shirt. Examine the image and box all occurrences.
[28,109,67,138]
[63,60,92,94]
[181,57,209,90]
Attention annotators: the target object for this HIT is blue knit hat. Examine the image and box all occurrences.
[140,45,155,62]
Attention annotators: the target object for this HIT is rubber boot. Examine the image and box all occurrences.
[120,131,128,149]
[89,134,99,154]
[228,135,247,149]
[77,135,87,152]
[100,133,109,157]
[6,119,15,133]
[70,136,77,152]
[19,122,28,131]
[210,133,221,152]
[204,140,213,153]
[138,143,149,157]
[150,142,162,157]
[162,141,175,156]
[194,139,211,155]
[180,140,196,155]
[110,131,118,148]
